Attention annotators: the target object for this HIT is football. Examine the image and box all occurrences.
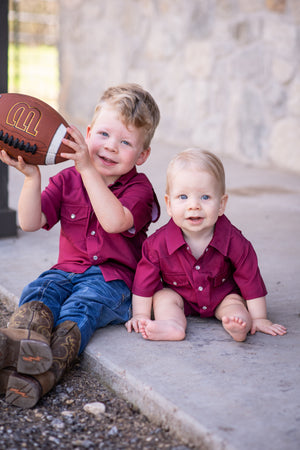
[0,93,74,165]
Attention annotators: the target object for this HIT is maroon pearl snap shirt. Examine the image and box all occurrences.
[41,166,160,289]
[133,215,267,316]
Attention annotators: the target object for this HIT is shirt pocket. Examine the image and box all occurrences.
[163,272,190,288]
[213,267,231,287]
[60,205,89,239]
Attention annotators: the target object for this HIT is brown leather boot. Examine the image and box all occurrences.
[2,321,81,408]
[0,367,43,407]
[0,301,54,375]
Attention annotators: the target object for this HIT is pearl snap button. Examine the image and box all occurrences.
[70,213,76,219]
[222,278,226,283]
[93,255,98,260]
[198,286,203,291]
[173,281,178,286]
[91,231,96,236]
[202,306,207,310]
[195,265,200,270]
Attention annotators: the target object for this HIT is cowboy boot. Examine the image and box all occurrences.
[0,301,53,375]
[3,321,81,408]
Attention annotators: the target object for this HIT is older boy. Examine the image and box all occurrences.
[0,83,160,407]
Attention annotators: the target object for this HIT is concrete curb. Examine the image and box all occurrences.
[82,348,233,450]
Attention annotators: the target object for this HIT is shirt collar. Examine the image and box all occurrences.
[165,219,187,255]
[165,215,233,256]
[108,166,138,188]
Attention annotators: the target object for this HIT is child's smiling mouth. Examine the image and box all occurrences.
[187,216,204,224]
[99,155,117,166]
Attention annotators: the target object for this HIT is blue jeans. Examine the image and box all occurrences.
[19,266,132,354]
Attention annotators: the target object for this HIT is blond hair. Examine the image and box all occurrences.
[166,148,226,195]
[90,83,160,149]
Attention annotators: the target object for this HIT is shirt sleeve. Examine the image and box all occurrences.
[118,176,160,237]
[41,173,63,230]
[132,237,164,296]
[229,232,267,300]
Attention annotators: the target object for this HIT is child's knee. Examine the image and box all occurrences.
[153,288,184,310]
[215,293,248,320]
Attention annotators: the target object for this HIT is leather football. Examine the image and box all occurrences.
[0,93,74,165]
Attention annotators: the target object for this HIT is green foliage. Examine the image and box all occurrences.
[8,43,59,108]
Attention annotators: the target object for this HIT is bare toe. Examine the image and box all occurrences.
[222,316,248,342]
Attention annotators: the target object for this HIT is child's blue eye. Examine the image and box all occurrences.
[121,140,130,146]
[179,194,188,200]
[101,131,109,137]
[201,194,209,200]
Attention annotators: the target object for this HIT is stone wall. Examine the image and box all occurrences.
[59,0,300,173]
[9,0,58,45]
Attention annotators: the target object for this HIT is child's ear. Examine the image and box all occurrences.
[136,147,151,166]
[218,194,228,216]
[164,194,172,217]
[86,125,91,140]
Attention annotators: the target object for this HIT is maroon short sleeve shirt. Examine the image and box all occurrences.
[41,166,160,289]
[132,215,267,316]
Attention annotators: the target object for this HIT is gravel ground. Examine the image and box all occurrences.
[0,298,194,450]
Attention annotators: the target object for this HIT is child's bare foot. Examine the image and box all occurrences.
[139,319,185,341]
[222,316,248,342]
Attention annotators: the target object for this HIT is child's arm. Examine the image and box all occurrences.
[246,297,287,336]
[125,294,152,333]
[0,150,47,231]
[61,126,134,233]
